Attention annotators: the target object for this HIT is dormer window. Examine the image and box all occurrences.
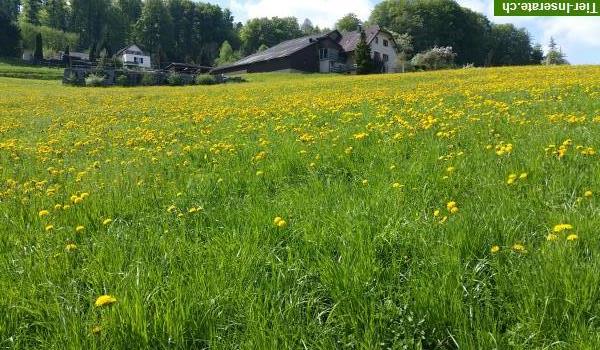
[383,39,389,47]
[375,37,379,44]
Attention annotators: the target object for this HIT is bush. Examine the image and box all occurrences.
[20,22,78,52]
[166,72,184,86]
[196,74,216,85]
[411,46,457,71]
[141,73,155,86]
[116,75,129,86]
[63,72,80,85]
[85,73,105,87]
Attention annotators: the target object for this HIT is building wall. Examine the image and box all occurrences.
[369,31,398,73]
[121,54,152,68]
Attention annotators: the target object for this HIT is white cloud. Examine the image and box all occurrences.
[228,0,372,28]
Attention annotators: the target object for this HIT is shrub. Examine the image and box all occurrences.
[166,72,184,86]
[411,46,457,71]
[196,74,216,85]
[116,75,129,86]
[63,72,80,85]
[85,73,105,87]
[141,73,155,86]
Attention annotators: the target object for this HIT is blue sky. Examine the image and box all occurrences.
[207,0,600,64]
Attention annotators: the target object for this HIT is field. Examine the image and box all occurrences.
[1,66,600,349]
[0,60,64,81]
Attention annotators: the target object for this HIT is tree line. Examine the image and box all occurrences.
[0,0,564,67]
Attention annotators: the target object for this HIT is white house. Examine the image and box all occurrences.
[339,25,398,73]
[115,44,151,68]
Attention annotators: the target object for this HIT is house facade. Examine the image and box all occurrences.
[115,45,151,68]
[211,25,398,75]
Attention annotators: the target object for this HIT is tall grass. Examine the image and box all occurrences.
[1,66,600,349]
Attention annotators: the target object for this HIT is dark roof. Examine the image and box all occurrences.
[165,63,212,73]
[338,25,382,52]
[212,32,339,73]
[115,44,145,56]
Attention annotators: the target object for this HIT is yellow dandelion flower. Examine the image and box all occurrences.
[273,216,287,228]
[362,179,368,185]
[94,295,117,307]
[102,218,112,226]
[433,210,440,217]
[256,170,264,176]
[519,173,528,179]
[491,245,500,253]
[392,182,402,188]
[566,234,578,241]
[65,243,77,252]
[54,204,62,210]
[38,210,50,217]
[450,207,459,214]
[511,244,526,253]
[73,197,83,204]
[546,234,558,241]
[75,225,85,233]
[45,224,54,232]
[584,190,592,198]
[91,325,102,335]
[553,224,573,233]
[446,201,457,210]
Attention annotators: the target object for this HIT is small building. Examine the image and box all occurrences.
[210,25,398,75]
[165,63,212,74]
[115,44,151,68]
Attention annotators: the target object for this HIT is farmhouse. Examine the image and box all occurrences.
[115,44,151,68]
[211,25,398,75]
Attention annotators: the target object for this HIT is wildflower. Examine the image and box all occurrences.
[256,170,264,176]
[433,210,440,217]
[91,325,102,335]
[38,210,49,217]
[450,207,459,214]
[392,182,402,188]
[546,234,558,241]
[188,207,202,213]
[507,174,517,185]
[446,201,457,210]
[73,197,83,204]
[511,243,526,253]
[362,179,368,185]
[273,217,287,228]
[566,234,578,241]
[446,166,455,173]
[65,243,77,252]
[353,132,368,140]
[94,295,117,307]
[54,204,62,210]
[344,146,353,155]
[490,245,500,253]
[63,205,71,210]
[584,190,592,198]
[45,225,54,232]
[519,173,528,179]
[80,192,90,199]
[102,218,112,226]
[75,225,85,233]
[167,205,177,213]
[553,224,573,233]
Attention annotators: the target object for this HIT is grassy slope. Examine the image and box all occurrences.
[0,60,63,80]
[1,67,600,349]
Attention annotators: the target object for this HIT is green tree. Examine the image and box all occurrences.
[543,37,568,65]
[70,0,111,50]
[335,13,361,32]
[257,44,268,52]
[0,9,21,57]
[0,0,20,21]
[134,0,173,67]
[34,32,43,60]
[530,43,544,64]
[486,23,532,66]
[370,0,494,66]
[355,28,373,74]
[21,0,42,24]
[301,18,318,35]
[214,40,239,66]
[39,0,69,31]
[240,17,303,55]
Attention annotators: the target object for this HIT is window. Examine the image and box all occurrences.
[374,51,381,62]
[375,37,379,44]
[319,48,328,60]
[140,58,144,64]
[383,54,389,62]
[383,39,389,47]
[134,57,138,63]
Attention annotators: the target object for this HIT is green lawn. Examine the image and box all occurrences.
[0,59,63,80]
[1,66,600,349]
